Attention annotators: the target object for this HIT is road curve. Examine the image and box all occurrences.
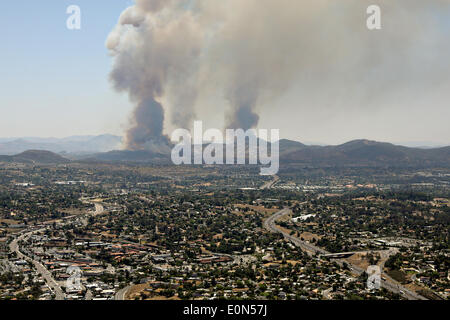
[8,201,106,300]
[264,208,426,300]
[115,285,132,300]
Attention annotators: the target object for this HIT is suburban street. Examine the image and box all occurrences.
[9,229,66,300]
[7,200,107,301]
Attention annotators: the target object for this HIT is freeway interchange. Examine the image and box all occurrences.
[263,207,427,300]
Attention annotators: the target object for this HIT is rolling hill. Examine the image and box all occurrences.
[281,139,450,167]
[82,139,450,168]
[1,139,448,168]
[0,150,70,164]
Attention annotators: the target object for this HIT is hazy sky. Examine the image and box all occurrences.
[1,1,449,146]
[0,1,133,139]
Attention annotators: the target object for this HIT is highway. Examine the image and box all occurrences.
[260,175,279,190]
[9,230,66,300]
[7,200,106,301]
[264,207,427,300]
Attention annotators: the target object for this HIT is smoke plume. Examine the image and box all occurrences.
[107,0,450,148]
[106,0,203,149]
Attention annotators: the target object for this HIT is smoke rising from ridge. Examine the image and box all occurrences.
[107,0,450,149]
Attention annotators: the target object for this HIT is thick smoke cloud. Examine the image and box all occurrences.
[125,98,165,151]
[106,0,203,149]
[107,0,450,149]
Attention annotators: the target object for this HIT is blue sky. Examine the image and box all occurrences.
[0,1,133,137]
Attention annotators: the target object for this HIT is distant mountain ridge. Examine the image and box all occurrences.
[81,149,170,163]
[0,134,122,155]
[0,138,448,168]
[281,139,450,167]
[84,139,450,168]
